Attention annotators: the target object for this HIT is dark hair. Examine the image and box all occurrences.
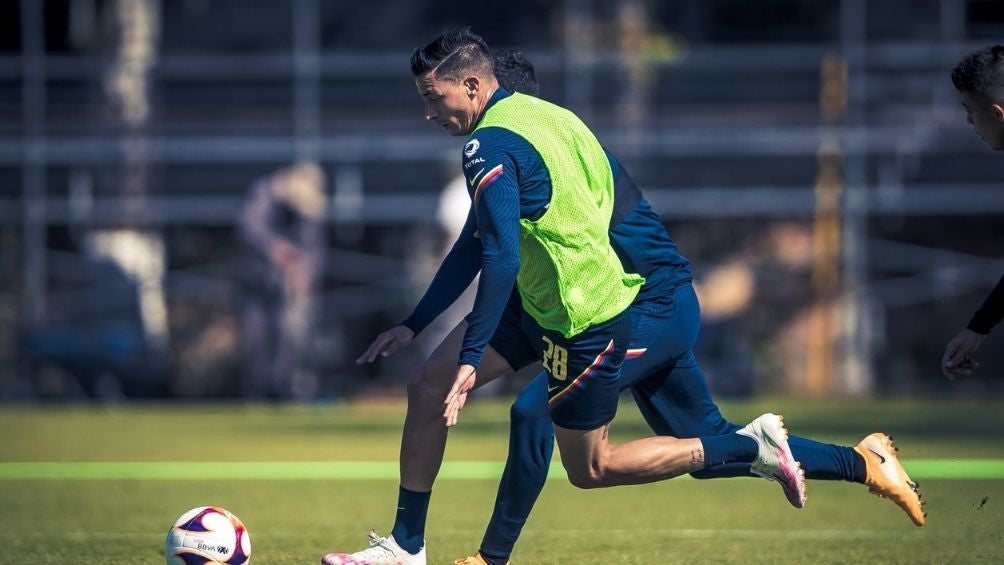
[411,27,493,81]
[492,48,540,96]
[951,45,1004,102]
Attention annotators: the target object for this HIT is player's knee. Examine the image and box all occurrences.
[564,460,608,489]
[405,365,444,408]
[510,392,548,427]
[566,468,605,489]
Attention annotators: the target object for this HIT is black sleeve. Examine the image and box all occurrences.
[967,274,1004,335]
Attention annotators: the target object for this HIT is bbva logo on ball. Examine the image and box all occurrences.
[165,506,251,565]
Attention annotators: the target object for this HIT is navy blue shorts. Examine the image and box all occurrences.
[489,289,630,430]
[486,287,536,372]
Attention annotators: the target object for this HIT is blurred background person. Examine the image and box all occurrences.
[237,162,327,400]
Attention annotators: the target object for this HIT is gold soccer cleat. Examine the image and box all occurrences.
[454,552,509,565]
[854,432,927,526]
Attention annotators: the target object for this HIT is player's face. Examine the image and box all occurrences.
[415,71,479,137]
[960,91,1004,151]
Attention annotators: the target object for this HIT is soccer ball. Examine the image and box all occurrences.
[165,506,252,565]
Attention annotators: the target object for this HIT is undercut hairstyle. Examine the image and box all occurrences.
[492,48,540,96]
[951,45,1004,102]
[411,27,494,82]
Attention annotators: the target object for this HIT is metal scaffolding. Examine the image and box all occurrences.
[5,0,1003,396]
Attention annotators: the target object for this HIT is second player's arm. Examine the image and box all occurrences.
[400,209,483,335]
[356,210,482,364]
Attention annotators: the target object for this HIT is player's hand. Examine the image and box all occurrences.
[444,364,477,427]
[356,326,415,365]
[942,328,986,379]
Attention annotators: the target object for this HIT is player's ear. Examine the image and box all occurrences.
[992,103,1004,121]
[463,76,480,98]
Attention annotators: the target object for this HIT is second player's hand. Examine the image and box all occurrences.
[356,326,415,365]
[444,364,477,427]
[942,328,986,379]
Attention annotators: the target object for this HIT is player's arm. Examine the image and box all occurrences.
[444,165,521,426]
[968,274,1004,336]
[356,211,482,364]
[399,209,483,335]
[457,169,522,368]
[942,274,1003,379]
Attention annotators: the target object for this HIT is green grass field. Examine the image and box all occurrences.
[2,397,1003,564]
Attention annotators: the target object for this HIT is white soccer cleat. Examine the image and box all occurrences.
[737,412,807,508]
[321,530,426,565]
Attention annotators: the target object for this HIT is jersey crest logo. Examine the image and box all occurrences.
[464,139,480,158]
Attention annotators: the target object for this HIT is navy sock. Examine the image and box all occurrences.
[390,486,430,555]
[701,433,759,468]
[852,449,867,483]
[788,438,863,482]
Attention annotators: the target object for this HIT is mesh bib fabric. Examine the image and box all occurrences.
[473,93,644,337]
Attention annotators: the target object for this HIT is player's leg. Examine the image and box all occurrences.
[616,285,745,441]
[473,372,551,564]
[631,363,860,480]
[626,285,923,522]
[466,288,802,564]
[554,421,705,486]
[322,321,515,565]
[624,285,857,479]
[544,311,707,484]
[468,289,721,563]
[630,362,924,522]
[469,292,776,564]
[543,311,803,496]
[399,321,514,492]
[324,288,538,564]
[464,376,732,565]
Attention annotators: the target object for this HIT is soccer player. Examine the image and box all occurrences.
[450,49,928,565]
[943,45,1004,379]
[321,29,803,565]
[321,31,919,565]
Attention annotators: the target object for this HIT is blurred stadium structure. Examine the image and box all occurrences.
[0,0,1002,401]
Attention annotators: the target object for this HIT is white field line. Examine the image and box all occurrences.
[0,528,954,542]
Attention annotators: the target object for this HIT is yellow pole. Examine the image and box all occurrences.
[806,55,846,395]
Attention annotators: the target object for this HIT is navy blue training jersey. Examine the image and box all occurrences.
[402,88,692,367]
[968,275,1004,334]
